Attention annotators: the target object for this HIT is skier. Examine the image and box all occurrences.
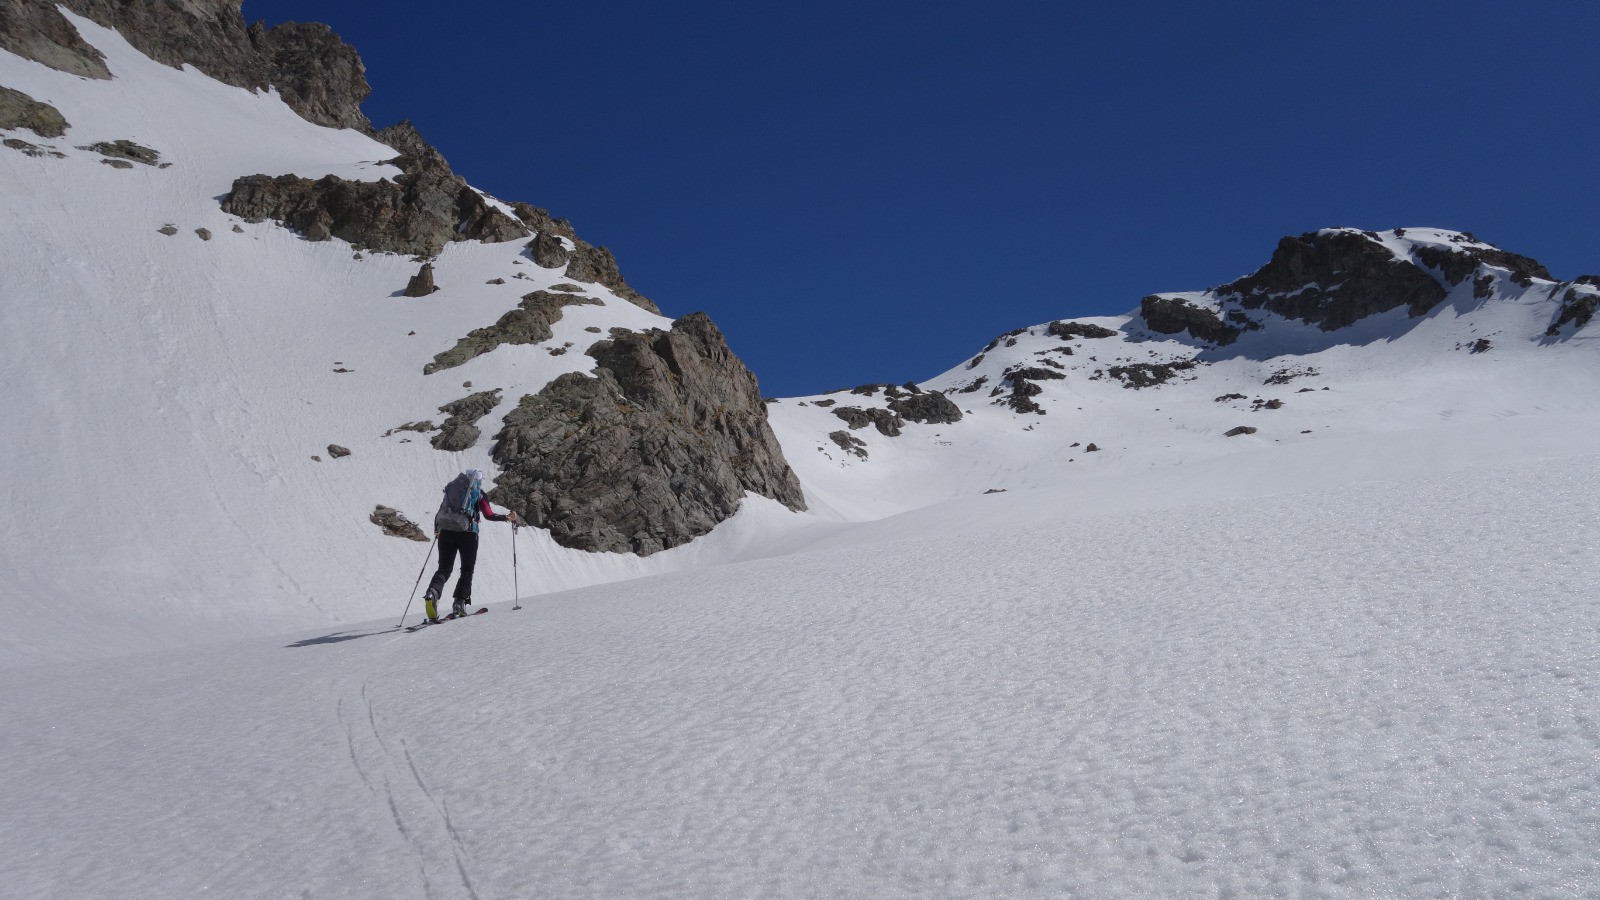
[423,468,517,622]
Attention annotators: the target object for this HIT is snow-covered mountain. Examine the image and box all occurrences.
[4,5,1600,667]
[7,6,1600,897]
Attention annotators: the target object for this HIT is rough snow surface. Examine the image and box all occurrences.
[4,446,1599,898]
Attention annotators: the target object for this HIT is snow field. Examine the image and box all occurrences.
[4,451,1598,898]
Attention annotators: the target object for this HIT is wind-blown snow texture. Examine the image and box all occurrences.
[5,452,1599,897]
[5,9,1600,898]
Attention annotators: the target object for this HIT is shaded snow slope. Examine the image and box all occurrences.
[5,434,1599,898]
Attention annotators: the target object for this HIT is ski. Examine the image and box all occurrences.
[404,608,488,632]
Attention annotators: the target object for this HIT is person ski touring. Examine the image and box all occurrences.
[423,468,517,622]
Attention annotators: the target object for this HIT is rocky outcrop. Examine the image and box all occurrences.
[221,122,528,257]
[1411,241,1549,289]
[833,406,903,436]
[222,121,527,257]
[1047,320,1118,340]
[560,239,660,314]
[0,85,67,137]
[1104,360,1198,389]
[829,430,868,459]
[370,505,428,541]
[430,389,501,452]
[0,0,109,79]
[403,262,438,297]
[1547,281,1600,335]
[0,0,371,129]
[3,136,64,157]
[1139,295,1240,345]
[424,290,601,374]
[1218,231,1449,330]
[81,138,160,166]
[994,365,1065,414]
[490,313,805,556]
[528,231,569,268]
[886,390,962,425]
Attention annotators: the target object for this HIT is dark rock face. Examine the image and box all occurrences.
[424,290,601,374]
[0,85,67,137]
[370,505,428,541]
[0,0,372,129]
[1547,283,1600,335]
[1219,231,1448,330]
[327,443,351,458]
[1139,296,1240,345]
[509,202,577,240]
[832,406,903,436]
[996,364,1065,414]
[1224,426,1257,437]
[886,390,962,425]
[1047,320,1118,340]
[490,313,805,556]
[1412,242,1549,289]
[430,389,501,452]
[528,231,569,268]
[403,262,438,297]
[221,121,528,257]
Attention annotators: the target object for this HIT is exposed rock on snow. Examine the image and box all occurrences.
[422,290,601,374]
[326,444,351,458]
[0,84,67,136]
[369,505,427,541]
[828,429,868,459]
[0,0,109,79]
[2,135,62,157]
[491,314,805,556]
[1547,280,1600,335]
[430,388,501,452]
[561,239,659,314]
[1219,231,1428,328]
[402,262,438,297]
[1046,320,1118,340]
[1104,359,1198,389]
[80,138,159,166]
[3,0,371,129]
[194,227,211,241]
[1224,426,1257,437]
[527,231,568,268]
[833,405,904,436]
[886,389,963,424]
[1139,295,1239,345]
[221,121,527,257]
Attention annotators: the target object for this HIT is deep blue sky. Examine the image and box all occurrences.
[249,1,1599,396]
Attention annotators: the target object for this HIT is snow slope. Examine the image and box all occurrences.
[4,436,1598,898]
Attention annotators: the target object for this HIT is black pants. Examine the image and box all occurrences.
[426,530,480,602]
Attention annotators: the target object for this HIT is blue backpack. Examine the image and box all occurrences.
[433,474,478,533]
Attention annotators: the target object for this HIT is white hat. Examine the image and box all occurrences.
[465,468,486,483]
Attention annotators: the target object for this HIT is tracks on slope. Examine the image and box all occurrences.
[337,680,481,900]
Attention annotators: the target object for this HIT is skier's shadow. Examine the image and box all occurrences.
[284,627,397,648]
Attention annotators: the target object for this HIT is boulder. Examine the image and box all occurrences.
[490,313,805,555]
[430,389,502,452]
[1139,295,1239,345]
[0,85,67,137]
[369,505,428,541]
[403,262,438,297]
[527,231,569,268]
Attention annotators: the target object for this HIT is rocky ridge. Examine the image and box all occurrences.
[0,0,370,129]
[491,314,805,556]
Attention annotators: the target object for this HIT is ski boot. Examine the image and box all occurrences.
[424,589,440,623]
[450,599,468,620]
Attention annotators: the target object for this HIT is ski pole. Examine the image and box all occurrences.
[511,523,522,610]
[397,533,438,628]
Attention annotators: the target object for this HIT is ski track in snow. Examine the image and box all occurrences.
[3,456,1599,898]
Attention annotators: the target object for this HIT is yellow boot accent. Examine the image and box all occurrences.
[424,597,438,621]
